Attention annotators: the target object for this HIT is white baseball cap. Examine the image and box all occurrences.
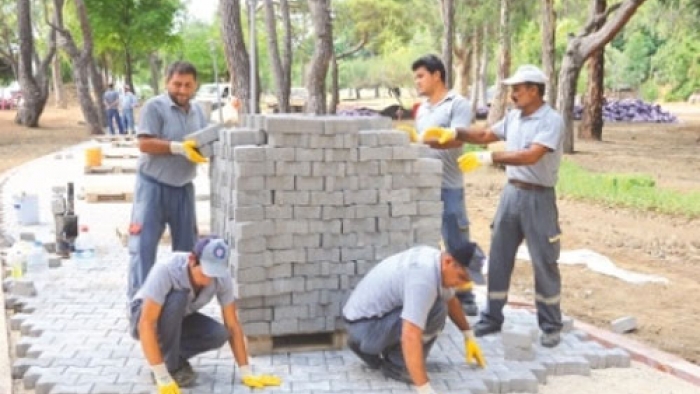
[503,65,547,85]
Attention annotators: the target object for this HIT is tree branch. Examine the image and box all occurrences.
[336,34,367,60]
[581,0,646,58]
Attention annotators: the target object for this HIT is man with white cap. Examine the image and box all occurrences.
[129,236,282,393]
[342,226,486,394]
[421,64,565,347]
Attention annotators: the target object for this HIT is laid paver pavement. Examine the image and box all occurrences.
[1,142,632,394]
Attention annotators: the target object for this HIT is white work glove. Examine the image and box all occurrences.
[457,151,493,173]
[151,363,180,394]
[415,382,438,394]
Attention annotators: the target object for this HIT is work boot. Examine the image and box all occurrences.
[540,331,561,348]
[379,359,413,384]
[463,301,479,317]
[172,360,197,387]
[347,340,381,370]
[473,320,502,337]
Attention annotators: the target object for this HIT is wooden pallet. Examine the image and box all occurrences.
[247,331,346,356]
[84,165,137,174]
[85,191,133,203]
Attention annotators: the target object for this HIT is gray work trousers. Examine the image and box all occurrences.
[345,300,447,368]
[127,173,197,299]
[130,290,229,372]
[481,183,563,333]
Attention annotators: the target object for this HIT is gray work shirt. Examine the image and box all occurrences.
[132,253,236,316]
[137,94,207,186]
[492,104,564,187]
[342,246,456,330]
[415,91,472,189]
[103,89,120,109]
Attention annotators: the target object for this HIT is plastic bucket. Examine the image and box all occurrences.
[14,193,40,225]
[85,146,102,167]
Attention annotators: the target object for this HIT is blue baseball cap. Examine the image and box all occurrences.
[193,237,230,278]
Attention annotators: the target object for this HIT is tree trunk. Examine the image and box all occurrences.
[469,25,481,118]
[265,0,291,113]
[52,55,67,109]
[487,0,511,125]
[53,0,102,134]
[440,0,455,87]
[579,0,607,141]
[557,0,646,153]
[541,0,557,107]
[89,60,107,128]
[15,0,55,127]
[305,0,333,114]
[221,0,251,114]
[453,33,472,97]
[149,52,162,94]
[330,55,339,114]
[125,48,134,92]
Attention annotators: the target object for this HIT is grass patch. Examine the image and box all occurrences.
[557,160,700,218]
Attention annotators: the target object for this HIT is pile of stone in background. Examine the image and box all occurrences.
[208,115,445,353]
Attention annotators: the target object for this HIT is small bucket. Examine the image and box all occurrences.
[85,146,102,167]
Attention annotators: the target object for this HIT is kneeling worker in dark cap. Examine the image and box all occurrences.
[342,224,486,394]
[130,236,281,393]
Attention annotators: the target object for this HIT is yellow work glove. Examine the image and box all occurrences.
[463,330,486,368]
[170,140,207,164]
[422,126,456,144]
[151,363,181,394]
[240,365,282,389]
[396,125,420,143]
[457,151,493,173]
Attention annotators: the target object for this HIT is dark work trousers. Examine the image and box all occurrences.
[130,290,229,372]
[480,183,563,333]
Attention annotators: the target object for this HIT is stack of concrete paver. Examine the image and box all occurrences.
[208,115,445,339]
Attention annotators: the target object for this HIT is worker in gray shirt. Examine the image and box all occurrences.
[128,61,208,300]
[424,65,565,347]
[103,83,124,135]
[409,54,485,317]
[343,223,485,394]
[130,237,281,392]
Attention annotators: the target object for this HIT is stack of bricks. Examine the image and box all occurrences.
[208,114,444,340]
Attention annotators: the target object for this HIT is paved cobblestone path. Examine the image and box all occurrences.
[2,145,630,394]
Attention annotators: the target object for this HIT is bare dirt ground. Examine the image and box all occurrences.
[2,103,700,370]
[466,103,700,365]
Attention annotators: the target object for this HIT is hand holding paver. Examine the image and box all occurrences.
[422,126,456,144]
[157,382,181,394]
[463,330,486,368]
[152,363,181,394]
[170,140,207,163]
[458,151,493,173]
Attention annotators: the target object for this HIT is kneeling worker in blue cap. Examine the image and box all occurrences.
[342,226,486,394]
[129,236,281,393]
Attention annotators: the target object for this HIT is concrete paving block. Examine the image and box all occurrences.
[310,191,344,206]
[358,130,380,147]
[265,114,325,134]
[373,130,409,146]
[325,175,359,191]
[11,279,37,297]
[243,321,271,336]
[341,218,376,234]
[276,191,311,206]
[234,160,275,177]
[239,282,267,298]
[343,190,378,205]
[378,189,412,204]
[389,202,418,217]
[233,206,265,222]
[357,231,389,247]
[388,231,412,246]
[185,123,223,146]
[239,267,267,283]
[266,234,294,250]
[273,249,306,264]
[309,134,344,149]
[19,232,36,242]
[229,128,266,146]
[275,161,312,177]
[265,205,293,220]
[413,157,443,174]
[265,175,295,191]
[358,115,393,130]
[323,117,361,135]
[322,206,356,220]
[307,248,341,262]
[358,175,392,190]
[236,296,265,309]
[610,316,637,333]
[233,175,265,191]
[504,346,536,361]
[265,147,296,161]
[296,176,325,191]
[48,257,62,268]
[235,237,267,253]
[308,219,342,235]
[306,276,340,291]
[392,146,420,160]
[380,160,412,175]
[299,317,327,332]
[411,187,442,202]
[340,247,374,262]
[346,160,380,176]
[296,148,324,162]
[293,262,326,277]
[322,233,358,248]
[324,148,358,162]
[581,350,607,369]
[274,219,309,235]
[294,206,323,219]
[12,358,53,379]
[342,133,359,148]
[231,251,273,269]
[503,326,535,349]
[197,142,215,158]
[293,234,321,248]
[269,277,306,294]
[378,217,411,232]
[358,147,393,162]
[274,305,310,320]
[10,313,30,330]
[267,263,293,279]
[353,203,390,219]
[15,337,36,357]
[311,162,346,177]
[417,201,444,216]
[232,190,273,206]
[267,133,310,148]
[604,348,631,368]
[555,355,591,376]
[233,145,267,162]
